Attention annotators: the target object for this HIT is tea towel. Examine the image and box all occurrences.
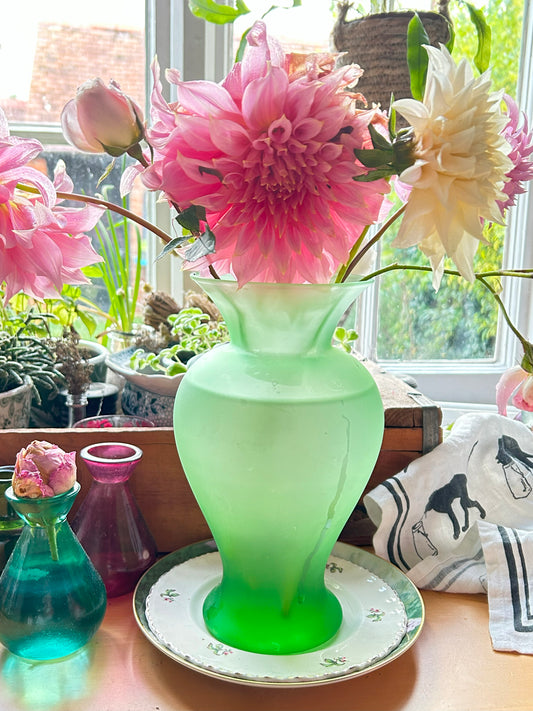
[364,412,533,653]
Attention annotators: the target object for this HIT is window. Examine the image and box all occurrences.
[3,0,532,404]
[1,0,148,330]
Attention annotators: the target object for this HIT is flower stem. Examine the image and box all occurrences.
[337,204,407,283]
[363,262,532,352]
[18,183,222,279]
[334,227,369,283]
[46,523,59,561]
[56,191,173,245]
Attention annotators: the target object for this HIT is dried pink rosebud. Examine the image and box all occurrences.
[61,78,145,157]
[13,441,77,499]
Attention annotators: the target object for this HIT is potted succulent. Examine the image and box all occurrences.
[0,330,63,429]
[0,291,114,427]
[1,286,109,383]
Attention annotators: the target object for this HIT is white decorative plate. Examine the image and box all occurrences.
[133,541,424,687]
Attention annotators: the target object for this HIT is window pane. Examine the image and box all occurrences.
[1,1,149,337]
[376,2,524,362]
[0,0,145,124]
[36,148,148,325]
[376,241,502,361]
[233,0,332,56]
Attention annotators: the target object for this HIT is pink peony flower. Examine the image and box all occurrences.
[497,95,533,215]
[140,21,390,285]
[12,440,77,499]
[496,365,533,416]
[61,78,145,157]
[0,108,103,300]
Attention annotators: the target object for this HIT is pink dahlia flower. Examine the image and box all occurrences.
[498,95,533,215]
[141,21,390,284]
[0,108,103,300]
[496,365,533,417]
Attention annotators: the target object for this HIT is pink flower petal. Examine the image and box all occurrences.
[496,365,528,416]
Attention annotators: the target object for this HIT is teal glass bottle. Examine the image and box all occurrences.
[0,483,107,661]
[0,466,23,573]
[174,277,384,655]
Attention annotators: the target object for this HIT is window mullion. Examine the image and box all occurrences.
[145,0,232,301]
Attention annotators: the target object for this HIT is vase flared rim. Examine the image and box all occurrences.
[191,273,373,290]
[5,481,81,505]
[80,441,143,464]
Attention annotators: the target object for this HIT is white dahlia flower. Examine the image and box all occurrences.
[393,45,513,288]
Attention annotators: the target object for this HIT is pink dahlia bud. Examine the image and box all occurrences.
[61,78,145,157]
[13,441,77,498]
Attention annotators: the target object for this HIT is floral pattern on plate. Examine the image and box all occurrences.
[143,546,409,685]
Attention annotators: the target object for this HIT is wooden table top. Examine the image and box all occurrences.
[0,581,530,711]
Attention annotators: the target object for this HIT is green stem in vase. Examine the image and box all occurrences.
[45,523,59,561]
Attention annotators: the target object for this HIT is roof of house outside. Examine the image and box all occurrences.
[1,22,145,124]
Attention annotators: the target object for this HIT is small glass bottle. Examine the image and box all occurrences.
[65,391,88,427]
[0,483,107,661]
[72,442,157,597]
[0,466,23,573]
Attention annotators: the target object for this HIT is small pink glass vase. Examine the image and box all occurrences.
[72,442,157,597]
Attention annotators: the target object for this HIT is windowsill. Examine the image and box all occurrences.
[438,401,519,429]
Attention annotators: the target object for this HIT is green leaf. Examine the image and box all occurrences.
[354,147,393,167]
[445,21,455,54]
[176,204,207,233]
[156,236,191,262]
[335,327,346,340]
[188,0,250,24]
[368,122,392,151]
[388,102,397,138]
[77,310,97,336]
[184,226,216,261]
[463,2,491,73]
[353,167,395,182]
[96,158,117,187]
[407,13,430,101]
[167,361,187,376]
[235,30,250,62]
[83,265,104,278]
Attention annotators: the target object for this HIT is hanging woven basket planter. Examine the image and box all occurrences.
[332,2,452,114]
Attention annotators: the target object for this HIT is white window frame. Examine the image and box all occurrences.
[7,0,532,406]
[144,0,232,298]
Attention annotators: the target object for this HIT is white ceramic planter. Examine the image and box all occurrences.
[0,378,32,429]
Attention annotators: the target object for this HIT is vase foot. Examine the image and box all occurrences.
[202,582,343,655]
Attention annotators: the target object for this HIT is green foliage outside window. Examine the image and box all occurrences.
[377,0,524,361]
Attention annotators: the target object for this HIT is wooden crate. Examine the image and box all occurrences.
[0,365,441,552]
[341,361,442,544]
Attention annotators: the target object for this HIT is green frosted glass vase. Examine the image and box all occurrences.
[0,483,107,661]
[173,277,384,655]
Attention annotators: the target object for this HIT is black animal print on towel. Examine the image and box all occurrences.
[412,519,439,558]
[496,435,533,499]
[424,473,486,540]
